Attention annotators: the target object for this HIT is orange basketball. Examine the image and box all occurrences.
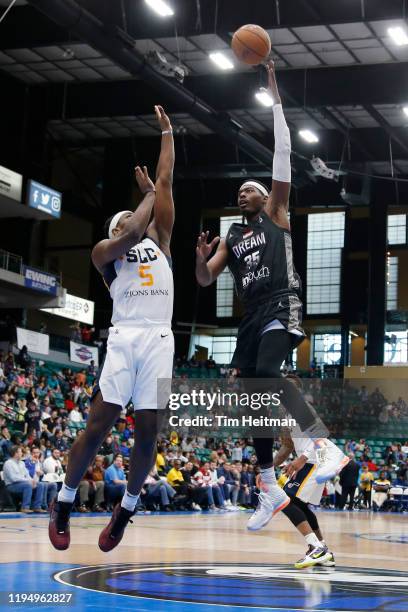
[232,24,271,65]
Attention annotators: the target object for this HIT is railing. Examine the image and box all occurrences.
[0,249,23,275]
[0,249,62,286]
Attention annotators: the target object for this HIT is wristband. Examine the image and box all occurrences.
[162,130,173,135]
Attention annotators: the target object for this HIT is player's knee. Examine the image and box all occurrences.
[282,501,305,527]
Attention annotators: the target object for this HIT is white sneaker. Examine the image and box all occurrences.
[225,500,232,507]
[317,551,335,567]
[247,479,290,531]
[314,441,349,484]
[192,503,201,511]
[225,504,239,512]
[294,545,331,569]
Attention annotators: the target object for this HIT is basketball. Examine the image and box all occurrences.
[231,24,271,65]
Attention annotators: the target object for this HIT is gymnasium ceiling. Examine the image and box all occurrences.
[1,0,408,188]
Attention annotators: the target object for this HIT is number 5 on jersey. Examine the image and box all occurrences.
[139,265,154,286]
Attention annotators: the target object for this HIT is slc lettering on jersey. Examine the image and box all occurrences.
[126,247,158,264]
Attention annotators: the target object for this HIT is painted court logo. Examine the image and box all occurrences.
[54,562,408,610]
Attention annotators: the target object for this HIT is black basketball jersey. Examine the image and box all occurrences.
[226,211,302,306]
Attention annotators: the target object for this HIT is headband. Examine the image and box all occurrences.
[240,181,269,197]
[108,210,132,239]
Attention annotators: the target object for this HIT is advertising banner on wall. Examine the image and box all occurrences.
[69,341,99,367]
[42,293,94,325]
[0,165,23,201]
[17,327,49,355]
[24,266,58,295]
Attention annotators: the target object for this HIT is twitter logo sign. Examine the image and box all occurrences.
[27,179,62,219]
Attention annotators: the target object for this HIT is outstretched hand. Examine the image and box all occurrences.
[265,60,281,105]
[196,231,220,262]
[135,165,155,194]
[155,105,172,132]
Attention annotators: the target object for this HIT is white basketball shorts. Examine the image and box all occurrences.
[283,463,325,506]
[97,324,174,410]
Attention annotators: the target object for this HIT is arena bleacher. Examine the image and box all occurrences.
[1,343,407,515]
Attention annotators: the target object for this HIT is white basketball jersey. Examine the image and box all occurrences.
[104,236,173,326]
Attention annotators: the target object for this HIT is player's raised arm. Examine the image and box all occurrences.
[91,166,156,272]
[148,105,175,256]
[195,231,228,287]
[264,61,291,226]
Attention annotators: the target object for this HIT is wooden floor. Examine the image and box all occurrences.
[0,509,407,611]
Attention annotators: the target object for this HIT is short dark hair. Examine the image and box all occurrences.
[103,215,115,239]
[10,445,20,457]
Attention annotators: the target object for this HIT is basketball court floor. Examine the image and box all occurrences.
[0,508,407,611]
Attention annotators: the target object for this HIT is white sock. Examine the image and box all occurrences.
[320,539,326,547]
[305,532,321,549]
[121,489,139,512]
[260,467,277,485]
[58,482,77,504]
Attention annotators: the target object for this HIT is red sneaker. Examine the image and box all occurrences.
[48,499,73,550]
[98,504,134,552]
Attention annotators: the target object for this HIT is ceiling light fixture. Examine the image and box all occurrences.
[388,26,408,46]
[403,106,408,117]
[144,0,174,17]
[255,87,274,107]
[299,129,319,143]
[209,52,234,70]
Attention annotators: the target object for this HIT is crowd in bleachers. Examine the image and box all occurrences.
[0,345,407,514]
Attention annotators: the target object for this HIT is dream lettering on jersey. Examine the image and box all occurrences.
[231,232,266,259]
[230,230,269,288]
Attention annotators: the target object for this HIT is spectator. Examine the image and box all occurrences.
[181,461,204,510]
[143,466,175,510]
[339,453,360,510]
[166,459,184,491]
[69,406,84,429]
[231,441,243,462]
[52,430,69,453]
[81,326,93,344]
[0,425,13,459]
[48,374,61,393]
[24,447,57,509]
[42,448,65,483]
[217,461,240,507]
[4,351,15,375]
[205,355,216,369]
[239,462,253,508]
[87,360,97,378]
[372,471,391,512]
[16,346,30,370]
[156,446,167,475]
[3,446,46,512]
[190,463,215,509]
[359,464,374,509]
[85,455,105,512]
[70,322,82,342]
[24,401,42,438]
[104,454,127,508]
[100,434,115,464]
[197,461,224,509]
